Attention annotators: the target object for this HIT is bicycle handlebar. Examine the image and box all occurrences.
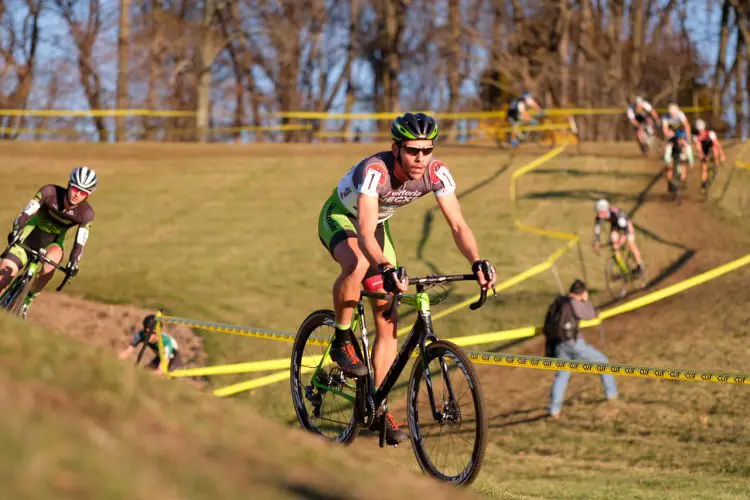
[381,273,493,318]
[7,240,75,292]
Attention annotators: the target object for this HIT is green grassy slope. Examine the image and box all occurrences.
[1,140,748,498]
[0,313,480,499]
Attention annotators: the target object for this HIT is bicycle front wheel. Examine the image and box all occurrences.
[290,309,359,444]
[407,340,487,485]
[0,275,31,316]
[604,257,627,300]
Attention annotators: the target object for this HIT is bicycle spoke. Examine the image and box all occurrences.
[410,341,485,483]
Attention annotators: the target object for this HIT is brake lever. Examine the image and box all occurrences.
[56,269,74,292]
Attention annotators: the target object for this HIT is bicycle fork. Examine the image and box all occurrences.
[419,316,459,425]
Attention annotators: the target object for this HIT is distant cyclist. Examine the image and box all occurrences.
[318,112,496,445]
[626,96,660,150]
[592,199,644,276]
[118,314,183,373]
[692,119,726,193]
[507,91,544,147]
[0,167,97,318]
[661,103,692,193]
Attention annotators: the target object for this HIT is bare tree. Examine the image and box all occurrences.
[0,0,42,139]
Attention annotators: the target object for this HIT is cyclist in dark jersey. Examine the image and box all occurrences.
[692,119,726,193]
[0,167,97,318]
[318,112,497,444]
[592,199,644,276]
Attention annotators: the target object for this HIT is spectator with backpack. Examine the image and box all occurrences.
[544,279,618,418]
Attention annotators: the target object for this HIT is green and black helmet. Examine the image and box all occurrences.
[390,112,439,142]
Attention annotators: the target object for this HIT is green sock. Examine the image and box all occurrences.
[24,292,39,305]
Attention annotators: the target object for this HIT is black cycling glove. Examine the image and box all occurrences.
[379,264,407,293]
[472,260,496,284]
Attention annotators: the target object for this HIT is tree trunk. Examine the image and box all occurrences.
[344,0,359,142]
[116,0,129,142]
[445,0,461,137]
[629,0,646,90]
[195,0,218,143]
[558,0,571,107]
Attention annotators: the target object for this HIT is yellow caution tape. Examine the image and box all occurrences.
[270,106,712,121]
[486,123,573,134]
[159,316,298,343]
[580,252,750,327]
[736,161,750,170]
[0,109,195,117]
[213,369,310,397]
[466,352,750,385]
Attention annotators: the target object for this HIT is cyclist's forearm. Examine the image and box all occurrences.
[450,223,480,263]
[358,233,390,268]
[68,226,91,265]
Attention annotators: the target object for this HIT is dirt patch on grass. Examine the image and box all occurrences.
[24,293,207,371]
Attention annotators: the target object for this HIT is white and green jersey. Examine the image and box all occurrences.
[131,330,179,359]
[335,151,456,223]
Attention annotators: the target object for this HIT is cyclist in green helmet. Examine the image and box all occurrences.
[317,112,497,445]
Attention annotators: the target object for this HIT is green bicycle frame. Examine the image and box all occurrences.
[0,260,39,304]
[311,290,432,404]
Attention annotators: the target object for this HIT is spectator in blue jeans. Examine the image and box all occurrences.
[547,279,618,418]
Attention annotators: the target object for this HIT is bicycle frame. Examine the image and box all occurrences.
[610,244,633,278]
[311,278,480,426]
[0,239,73,304]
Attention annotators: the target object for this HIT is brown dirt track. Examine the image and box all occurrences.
[24,293,207,372]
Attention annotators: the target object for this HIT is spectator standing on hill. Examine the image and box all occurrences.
[543,279,618,418]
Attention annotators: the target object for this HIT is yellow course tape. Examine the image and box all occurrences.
[466,352,750,385]
[0,109,195,117]
[736,161,750,170]
[215,250,749,393]
[163,139,746,394]
[269,106,711,120]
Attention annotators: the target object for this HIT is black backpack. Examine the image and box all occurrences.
[543,296,575,356]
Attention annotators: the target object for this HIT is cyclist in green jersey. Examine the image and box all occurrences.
[118,314,183,373]
[318,112,497,444]
[0,167,97,318]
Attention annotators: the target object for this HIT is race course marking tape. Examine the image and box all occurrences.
[466,352,750,385]
[158,143,746,393]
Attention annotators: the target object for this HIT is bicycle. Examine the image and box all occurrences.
[290,273,490,485]
[635,118,658,156]
[667,138,689,204]
[0,237,74,317]
[699,154,721,201]
[601,242,645,300]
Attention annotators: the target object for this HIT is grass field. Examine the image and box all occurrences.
[1,140,749,498]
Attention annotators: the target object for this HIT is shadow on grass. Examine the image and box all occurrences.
[416,157,513,263]
[281,482,348,500]
[529,167,656,179]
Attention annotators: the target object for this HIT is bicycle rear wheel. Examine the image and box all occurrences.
[625,252,646,290]
[407,340,487,485]
[290,309,359,444]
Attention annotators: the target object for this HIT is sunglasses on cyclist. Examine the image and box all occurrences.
[403,145,434,156]
[69,186,90,198]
